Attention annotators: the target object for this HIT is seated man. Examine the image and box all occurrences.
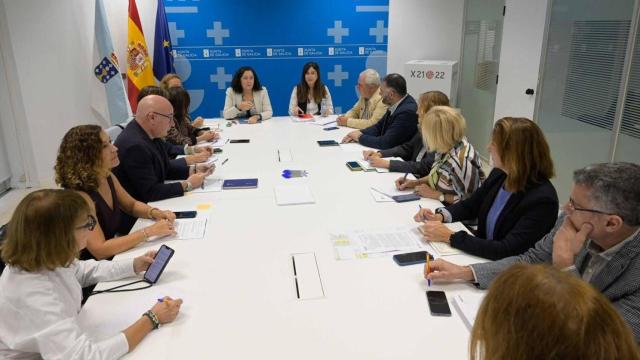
[113,95,213,204]
[341,73,417,150]
[425,162,640,341]
[336,69,388,129]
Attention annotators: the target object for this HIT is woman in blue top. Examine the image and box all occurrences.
[414,117,559,260]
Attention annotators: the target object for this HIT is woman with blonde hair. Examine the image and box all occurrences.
[0,189,183,358]
[471,264,640,360]
[414,117,558,260]
[362,90,450,177]
[397,106,485,204]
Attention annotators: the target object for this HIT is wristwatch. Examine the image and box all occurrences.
[438,193,445,202]
[185,181,193,192]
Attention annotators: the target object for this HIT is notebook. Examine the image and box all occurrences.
[222,178,258,189]
[274,184,315,205]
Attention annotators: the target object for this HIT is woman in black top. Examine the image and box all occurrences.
[414,117,559,260]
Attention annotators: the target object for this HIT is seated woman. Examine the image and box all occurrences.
[223,66,273,124]
[397,106,485,204]
[0,189,183,358]
[414,117,558,260]
[362,90,450,177]
[289,61,334,116]
[469,264,640,360]
[159,73,204,128]
[166,86,218,146]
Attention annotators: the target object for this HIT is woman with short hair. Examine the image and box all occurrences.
[0,189,183,359]
[397,106,485,204]
[471,264,640,360]
[414,117,558,260]
[223,66,273,124]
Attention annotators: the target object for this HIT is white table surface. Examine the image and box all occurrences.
[78,117,487,359]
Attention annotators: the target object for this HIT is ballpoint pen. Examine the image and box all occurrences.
[426,254,431,287]
[221,158,229,166]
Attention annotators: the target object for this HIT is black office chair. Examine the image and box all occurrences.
[0,223,6,275]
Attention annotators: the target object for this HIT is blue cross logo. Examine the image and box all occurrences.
[327,20,349,44]
[206,21,230,46]
[369,20,388,43]
[210,67,232,90]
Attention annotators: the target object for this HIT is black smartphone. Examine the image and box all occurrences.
[213,148,223,153]
[323,126,339,131]
[144,244,175,284]
[198,127,211,131]
[346,161,362,171]
[392,251,434,266]
[174,211,197,219]
[426,290,452,317]
[392,194,421,202]
[317,140,339,147]
[230,139,250,143]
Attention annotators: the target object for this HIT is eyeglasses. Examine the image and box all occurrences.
[567,197,611,216]
[75,214,97,231]
[152,112,174,121]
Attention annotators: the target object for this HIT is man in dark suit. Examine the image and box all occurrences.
[424,162,640,341]
[113,95,213,204]
[341,73,417,150]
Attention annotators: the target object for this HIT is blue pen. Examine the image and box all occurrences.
[157,298,167,303]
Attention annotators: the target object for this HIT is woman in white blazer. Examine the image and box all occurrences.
[223,66,273,123]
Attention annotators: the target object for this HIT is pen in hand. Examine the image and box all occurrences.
[221,158,229,166]
[426,254,431,287]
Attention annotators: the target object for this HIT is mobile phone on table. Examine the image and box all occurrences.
[393,251,434,266]
[426,290,452,317]
[213,148,223,153]
[346,161,362,171]
[230,139,250,143]
[317,140,339,147]
[198,127,211,131]
[174,211,197,219]
[144,244,175,284]
[323,126,339,131]
[392,194,421,202]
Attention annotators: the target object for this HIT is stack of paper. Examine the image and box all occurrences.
[274,184,315,205]
[452,293,486,331]
[331,225,424,260]
[422,222,472,256]
[133,218,208,240]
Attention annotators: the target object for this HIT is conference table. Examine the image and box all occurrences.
[79,116,487,359]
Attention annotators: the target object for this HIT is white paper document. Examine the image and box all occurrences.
[369,185,415,202]
[274,184,315,205]
[452,293,486,331]
[196,137,228,148]
[423,222,472,256]
[190,178,224,193]
[309,114,337,126]
[134,218,208,241]
[358,157,403,173]
[331,225,424,260]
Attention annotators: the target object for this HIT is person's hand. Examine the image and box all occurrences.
[133,250,158,273]
[150,297,183,325]
[552,217,593,269]
[197,131,216,142]
[396,177,418,190]
[212,131,221,140]
[362,150,381,160]
[187,152,210,164]
[337,116,348,126]
[424,259,475,282]
[368,158,390,169]
[341,130,362,144]
[146,219,177,238]
[419,221,454,242]
[192,117,204,128]
[415,184,441,199]
[186,172,207,188]
[247,115,260,124]
[195,163,214,175]
[194,146,213,156]
[292,106,304,116]
[413,208,443,222]
[238,101,253,111]
[157,209,176,222]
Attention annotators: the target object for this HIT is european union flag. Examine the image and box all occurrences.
[153,0,174,81]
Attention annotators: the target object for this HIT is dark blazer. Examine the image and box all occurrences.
[471,214,640,341]
[379,132,434,177]
[113,120,189,204]
[359,95,418,150]
[444,168,559,260]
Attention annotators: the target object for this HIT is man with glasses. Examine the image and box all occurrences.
[336,69,388,129]
[424,162,640,341]
[341,73,417,150]
[113,95,213,207]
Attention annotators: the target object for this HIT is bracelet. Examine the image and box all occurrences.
[143,310,160,329]
[142,228,150,241]
[147,207,159,220]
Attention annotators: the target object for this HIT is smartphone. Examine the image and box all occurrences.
[392,251,434,266]
[213,148,223,153]
[198,127,211,131]
[174,211,197,219]
[392,194,421,202]
[426,290,452,317]
[230,139,250,143]
[317,140,339,147]
[323,126,339,131]
[144,244,175,284]
[346,161,362,171]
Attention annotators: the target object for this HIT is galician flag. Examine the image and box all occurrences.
[91,0,130,125]
[127,0,155,113]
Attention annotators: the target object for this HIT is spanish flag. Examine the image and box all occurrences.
[127,0,154,113]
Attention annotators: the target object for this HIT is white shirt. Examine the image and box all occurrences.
[0,259,136,359]
[288,86,334,116]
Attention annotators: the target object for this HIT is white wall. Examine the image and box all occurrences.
[493,0,550,120]
[387,0,465,74]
